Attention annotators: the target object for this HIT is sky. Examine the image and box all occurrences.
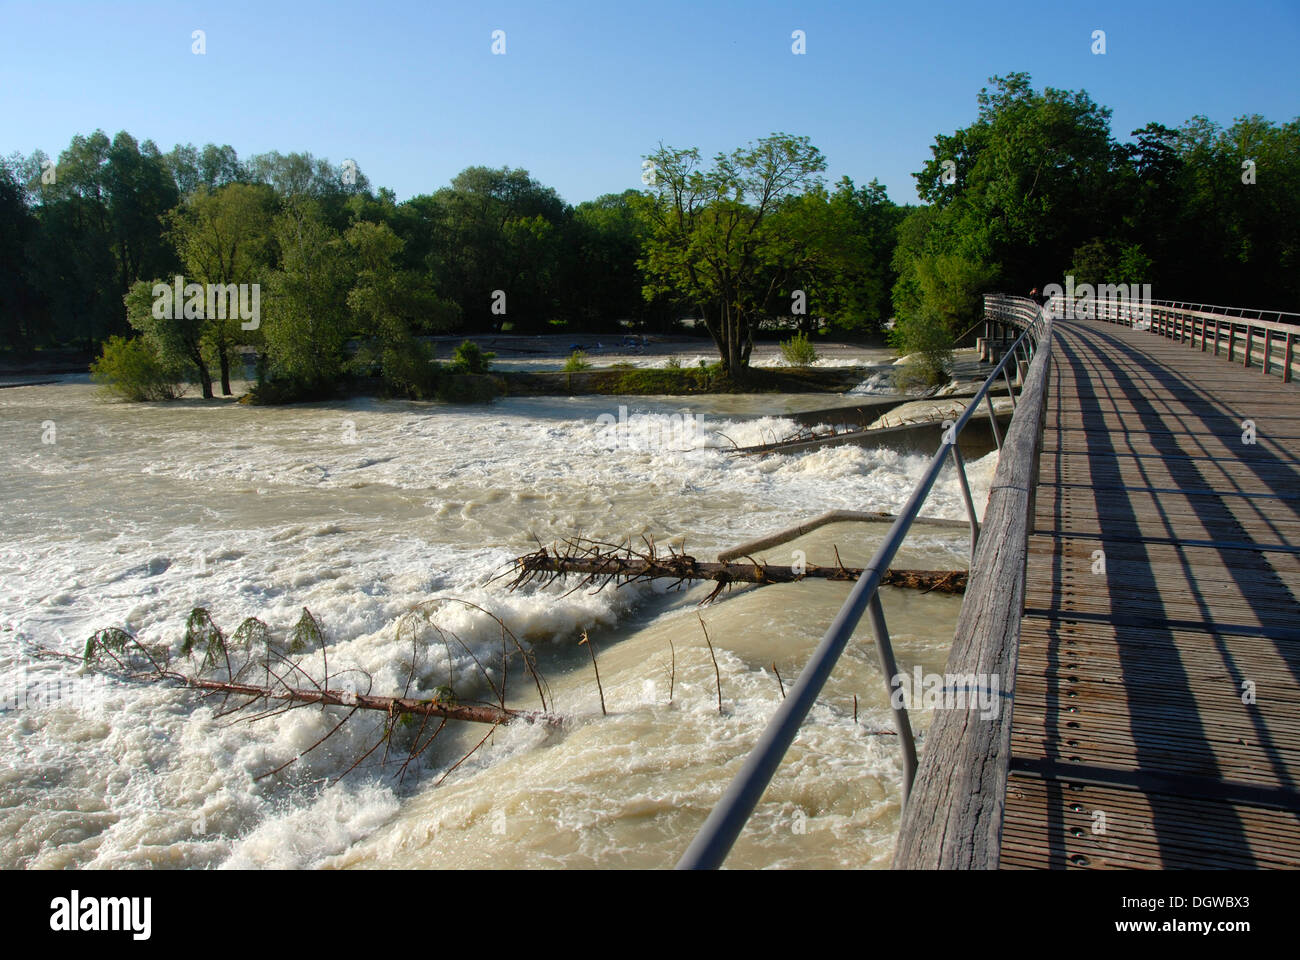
[2,0,1297,207]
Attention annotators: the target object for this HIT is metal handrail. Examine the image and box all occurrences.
[676,296,1049,870]
[1149,299,1300,325]
[1078,295,1299,383]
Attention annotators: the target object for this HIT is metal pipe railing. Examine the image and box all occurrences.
[675,296,1049,870]
[1070,295,1299,383]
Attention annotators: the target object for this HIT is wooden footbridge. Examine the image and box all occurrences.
[996,305,1300,869]
[679,294,1300,870]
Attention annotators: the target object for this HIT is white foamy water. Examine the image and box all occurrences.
[0,376,996,869]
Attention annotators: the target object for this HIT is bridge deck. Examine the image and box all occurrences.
[1000,317,1300,869]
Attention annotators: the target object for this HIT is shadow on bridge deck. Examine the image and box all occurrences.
[1001,318,1300,869]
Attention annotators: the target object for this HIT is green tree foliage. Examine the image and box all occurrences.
[259,199,355,399]
[90,335,187,401]
[14,132,182,351]
[894,73,1300,351]
[1068,238,1152,288]
[894,73,1117,340]
[1166,115,1300,306]
[125,278,213,394]
[164,183,275,394]
[912,73,1117,291]
[563,190,659,330]
[636,133,827,377]
[817,178,908,333]
[0,159,43,355]
[3,104,1296,393]
[26,133,123,349]
[418,166,568,333]
[345,219,458,398]
[889,306,954,390]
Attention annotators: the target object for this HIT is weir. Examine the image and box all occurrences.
[679,292,1300,870]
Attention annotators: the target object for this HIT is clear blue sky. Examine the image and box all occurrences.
[2,0,1296,206]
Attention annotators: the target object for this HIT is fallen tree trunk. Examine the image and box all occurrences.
[33,645,550,726]
[717,509,969,562]
[181,677,547,725]
[510,540,967,600]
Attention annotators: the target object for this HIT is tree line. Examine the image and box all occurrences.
[0,72,1295,398]
[890,73,1299,379]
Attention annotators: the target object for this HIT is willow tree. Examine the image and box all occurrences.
[636,133,826,377]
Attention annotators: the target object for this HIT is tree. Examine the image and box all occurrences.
[562,190,656,330]
[125,279,213,394]
[345,219,458,397]
[819,178,908,333]
[0,158,44,355]
[636,133,827,376]
[1068,237,1152,289]
[419,166,569,332]
[104,133,181,298]
[165,142,244,196]
[893,73,1121,343]
[28,133,120,348]
[260,198,355,397]
[164,183,276,394]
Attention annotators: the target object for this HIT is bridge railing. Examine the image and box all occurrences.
[891,295,1053,868]
[1073,296,1300,383]
[676,294,1052,870]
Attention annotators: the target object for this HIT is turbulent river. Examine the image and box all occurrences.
[0,371,997,869]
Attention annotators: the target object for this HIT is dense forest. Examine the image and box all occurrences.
[0,73,1295,398]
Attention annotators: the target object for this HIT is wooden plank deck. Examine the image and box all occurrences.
[1000,317,1300,869]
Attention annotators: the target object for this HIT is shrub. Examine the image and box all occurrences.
[90,336,187,401]
[664,355,682,369]
[779,331,819,366]
[449,339,494,374]
[247,376,336,404]
[888,308,952,390]
[379,340,441,399]
[563,349,590,372]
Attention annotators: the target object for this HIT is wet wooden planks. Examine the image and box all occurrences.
[1000,317,1300,869]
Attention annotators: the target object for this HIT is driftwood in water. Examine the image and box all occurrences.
[717,509,969,562]
[35,644,542,725]
[508,537,966,603]
[36,601,562,788]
